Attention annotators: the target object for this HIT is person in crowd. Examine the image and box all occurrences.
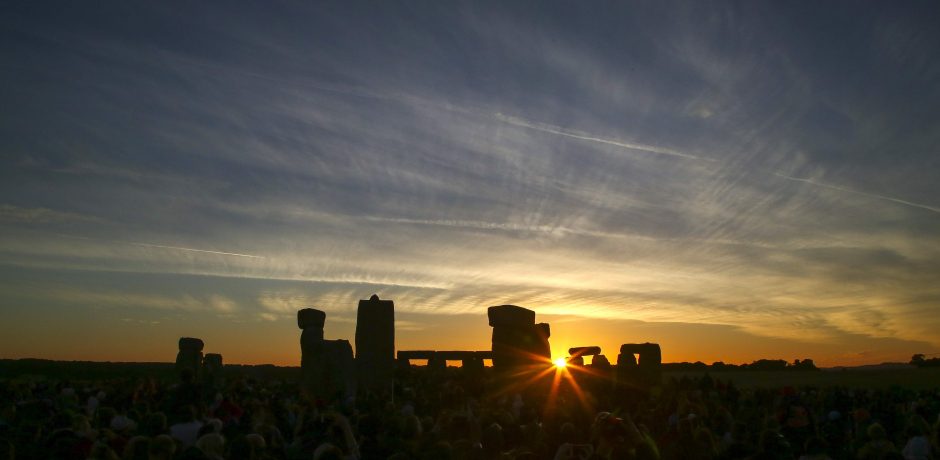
[857,423,897,460]
[2,368,940,460]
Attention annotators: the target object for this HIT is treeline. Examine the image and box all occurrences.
[663,358,819,372]
[910,354,940,368]
[0,359,300,381]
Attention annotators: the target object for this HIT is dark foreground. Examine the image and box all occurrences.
[1,364,939,460]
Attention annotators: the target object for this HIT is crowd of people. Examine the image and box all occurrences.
[1,365,938,460]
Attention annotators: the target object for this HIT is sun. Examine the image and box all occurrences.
[553,357,567,368]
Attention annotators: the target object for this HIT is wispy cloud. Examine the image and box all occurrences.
[0,204,102,224]
[773,172,940,215]
[47,289,239,313]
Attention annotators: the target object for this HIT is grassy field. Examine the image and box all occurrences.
[665,367,940,390]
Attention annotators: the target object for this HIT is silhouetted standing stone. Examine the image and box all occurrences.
[355,294,395,397]
[566,356,585,367]
[298,308,325,341]
[175,337,204,381]
[533,322,552,361]
[396,350,492,374]
[488,305,536,327]
[297,308,354,400]
[202,353,223,388]
[536,323,550,342]
[619,353,638,367]
[178,337,203,352]
[464,357,485,374]
[298,308,326,382]
[296,308,357,400]
[488,305,551,374]
[428,355,446,371]
[298,308,328,396]
[590,354,614,385]
[312,339,356,400]
[617,343,662,387]
[591,354,611,369]
[334,340,356,398]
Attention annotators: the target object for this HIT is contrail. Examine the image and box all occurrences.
[494,113,707,161]
[53,233,267,257]
[129,242,266,259]
[773,173,940,215]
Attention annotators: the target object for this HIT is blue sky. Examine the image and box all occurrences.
[2,2,939,365]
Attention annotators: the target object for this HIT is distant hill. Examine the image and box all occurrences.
[821,362,915,371]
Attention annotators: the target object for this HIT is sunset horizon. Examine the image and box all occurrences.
[0,292,931,369]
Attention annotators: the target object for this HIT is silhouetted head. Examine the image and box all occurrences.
[177,446,210,460]
[141,412,167,436]
[758,429,791,454]
[0,402,14,422]
[245,433,266,451]
[867,423,887,440]
[482,423,503,452]
[358,414,380,438]
[559,422,577,443]
[804,437,828,456]
[313,443,344,460]
[123,436,150,460]
[401,414,422,440]
[421,441,453,460]
[0,439,13,460]
[906,415,929,437]
[148,435,177,460]
[195,433,225,460]
[94,406,116,429]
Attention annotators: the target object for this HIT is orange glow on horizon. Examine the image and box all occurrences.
[0,307,922,368]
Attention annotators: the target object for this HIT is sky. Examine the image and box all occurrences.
[2,2,940,367]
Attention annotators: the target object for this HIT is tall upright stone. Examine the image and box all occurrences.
[298,308,355,401]
[175,337,204,381]
[355,294,395,397]
[318,339,356,400]
[488,305,551,373]
[298,308,324,393]
[202,353,224,388]
[298,308,326,369]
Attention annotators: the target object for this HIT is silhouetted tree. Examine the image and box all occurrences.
[910,354,940,368]
[748,359,788,371]
[789,359,819,371]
